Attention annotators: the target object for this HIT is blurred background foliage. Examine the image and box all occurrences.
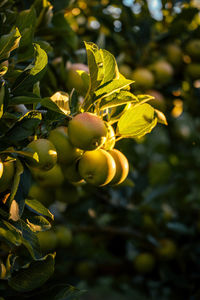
[1,0,200,299]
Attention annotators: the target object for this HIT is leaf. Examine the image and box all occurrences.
[100,49,119,83]
[117,103,158,139]
[12,43,48,95]
[0,65,8,76]
[84,42,104,92]
[69,90,79,115]
[100,90,138,110]
[94,75,133,102]
[0,110,42,145]
[51,11,78,50]
[54,285,86,300]
[0,148,40,161]
[6,254,18,279]
[14,219,41,259]
[8,253,55,292]
[0,27,21,60]
[25,199,54,220]
[137,94,155,104]
[41,91,70,115]
[9,159,24,221]
[82,42,134,111]
[154,109,168,125]
[0,84,5,119]
[9,163,32,221]
[0,219,22,246]
[26,216,51,232]
[9,95,41,105]
[0,80,9,121]
[16,7,36,50]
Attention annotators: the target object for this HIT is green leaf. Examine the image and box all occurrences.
[54,285,86,300]
[8,253,55,292]
[0,110,42,145]
[14,219,41,259]
[0,148,40,161]
[25,199,54,220]
[137,94,155,104]
[0,65,8,77]
[6,254,18,279]
[12,43,48,95]
[82,42,134,111]
[9,95,40,105]
[0,84,5,119]
[16,7,36,32]
[100,49,119,83]
[9,159,24,221]
[117,103,158,139]
[16,7,36,49]
[84,41,104,92]
[94,75,133,101]
[34,0,52,28]
[51,11,78,50]
[36,40,53,54]
[0,27,21,60]
[15,7,37,62]
[26,216,51,232]
[0,219,22,246]
[100,90,138,110]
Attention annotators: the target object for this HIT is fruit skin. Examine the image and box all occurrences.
[102,124,116,150]
[185,39,200,60]
[37,230,57,252]
[66,63,89,95]
[62,160,84,184]
[68,112,107,151]
[119,64,132,78]
[26,139,57,171]
[48,126,83,165]
[0,161,3,179]
[31,164,64,188]
[131,68,155,90]
[186,63,200,79]
[108,149,129,186]
[166,44,182,66]
[134,253,155,273]
[27,183,54,206]
[0,160,15,193]
[156,239,177,260]
[149,60,174,85]
[78,149,116,186]
[56,226,72,248]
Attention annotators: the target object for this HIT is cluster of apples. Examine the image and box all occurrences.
[120,39,200,93]
[27,112,129,188]
[119,55,174,92]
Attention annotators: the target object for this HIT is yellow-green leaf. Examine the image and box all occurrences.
[117,103,158,138]
[0,27,21,60]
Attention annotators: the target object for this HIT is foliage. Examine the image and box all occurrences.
[0,0,200,299]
